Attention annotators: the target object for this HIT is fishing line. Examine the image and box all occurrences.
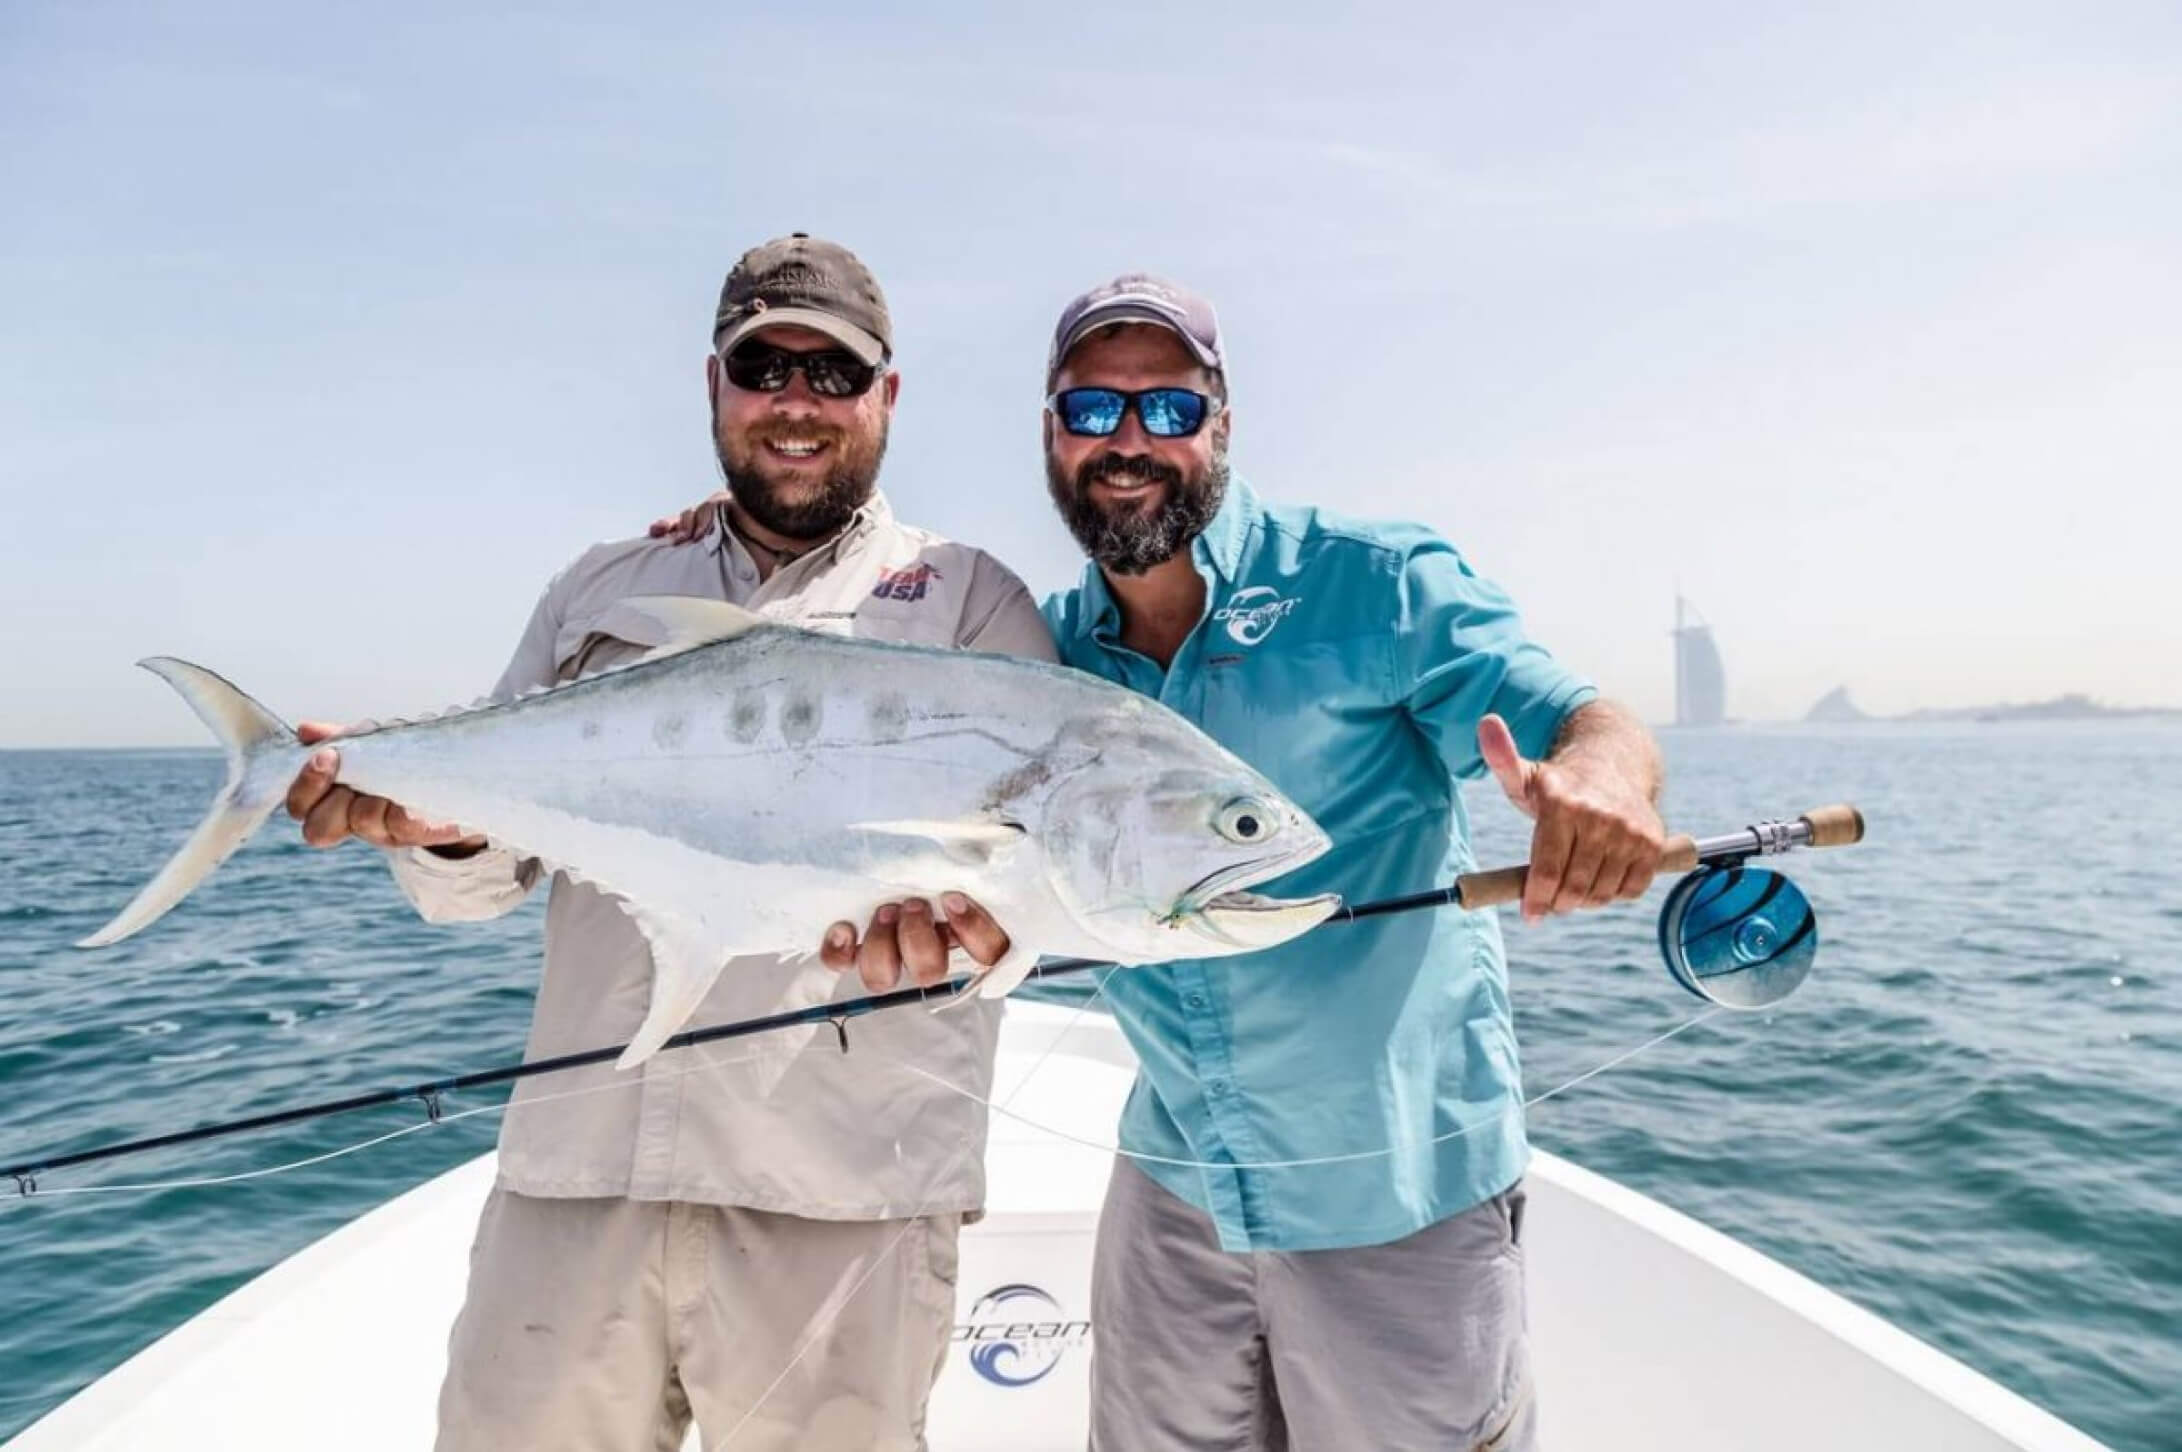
[3,951,1727,1446]
[865,1007,1723,1174]
[711,964,1126,1452]
[16,1115,477,1199]
[709,984,1716,1449]
[7,1034,792,1200]
[0,997,1721,1197]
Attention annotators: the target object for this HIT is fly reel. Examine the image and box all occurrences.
[1454,804,1862,1012]
[1656,863,1818,1010]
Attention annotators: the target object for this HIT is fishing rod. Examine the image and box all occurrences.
[3,804,1863,1195]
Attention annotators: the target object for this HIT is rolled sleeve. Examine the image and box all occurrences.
[387,844,542,923]
[383,567,568,923]
[1397,537,1597,779]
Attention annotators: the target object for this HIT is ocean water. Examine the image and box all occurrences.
[0,724,2177,1448]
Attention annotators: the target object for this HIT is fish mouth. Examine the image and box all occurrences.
[1178,853,1296,911]
[1194,888,1342,949]
[1175,848,1342,951]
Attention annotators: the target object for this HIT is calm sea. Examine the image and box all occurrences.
[1,724,2176,1447]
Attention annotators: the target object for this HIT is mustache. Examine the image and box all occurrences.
[748,419,849,450]
[1079,452,1184,493]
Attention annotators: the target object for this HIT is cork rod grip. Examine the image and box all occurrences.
[1456,834,1700,910]
[1801,804,1865,848]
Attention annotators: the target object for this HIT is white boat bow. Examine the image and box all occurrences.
[7,1005,2107,1450]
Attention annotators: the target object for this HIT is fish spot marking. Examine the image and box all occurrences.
[780,692,822,746]
[580,719,601,741]
[652,713,689,749]
[728,692,767,743]
[867,691,910,742]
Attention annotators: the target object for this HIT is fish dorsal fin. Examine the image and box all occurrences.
[850,818,1026,867]
[603,596,775,663]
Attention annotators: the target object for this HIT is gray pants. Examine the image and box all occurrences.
[1089,1161,1535,1452]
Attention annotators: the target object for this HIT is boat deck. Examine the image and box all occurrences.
[6,1007,2106,1450]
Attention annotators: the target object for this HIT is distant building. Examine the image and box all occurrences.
[1672,595,1726,727]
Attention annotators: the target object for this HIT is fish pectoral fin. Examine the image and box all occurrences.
[848,818,1026,867]
[607,596,776,663]
[975,940,1042,1000]
[617,906,739,1070]
[929,941,1040,1014]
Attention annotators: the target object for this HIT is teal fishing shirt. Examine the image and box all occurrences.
[1027,480,1596,1253]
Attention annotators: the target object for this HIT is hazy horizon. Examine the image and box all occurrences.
[6,2,2177,749]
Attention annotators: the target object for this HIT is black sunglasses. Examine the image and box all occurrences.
[1048,386,1214,438]
[720,342,883,399]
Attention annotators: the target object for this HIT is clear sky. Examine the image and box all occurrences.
[5,1,2177,746]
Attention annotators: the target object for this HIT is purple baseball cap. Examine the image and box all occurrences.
[1047,273,1225,385]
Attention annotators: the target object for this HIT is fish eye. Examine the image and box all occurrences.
[1215,799,1276,844]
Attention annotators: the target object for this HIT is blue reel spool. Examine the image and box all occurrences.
[1656,865,1818,1010]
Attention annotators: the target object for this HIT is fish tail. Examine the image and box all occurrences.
[76,658,302,948]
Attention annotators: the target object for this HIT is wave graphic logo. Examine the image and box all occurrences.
[1212,585,1300,646]
[954,1284,1091,1388]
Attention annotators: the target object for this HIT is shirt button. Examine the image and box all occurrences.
[1186,994,1207,1010]
[1208,1080,1229,1097]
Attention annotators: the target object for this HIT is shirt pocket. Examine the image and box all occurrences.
[1198,632,1408,830]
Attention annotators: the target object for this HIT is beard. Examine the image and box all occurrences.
[715,412,889,541]
[1045,444,1230,576]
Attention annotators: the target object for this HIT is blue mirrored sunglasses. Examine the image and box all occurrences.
[1048,387,1213,438]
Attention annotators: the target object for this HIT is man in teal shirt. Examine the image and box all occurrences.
[665,275,1666,1448]
[1019,277,1665,1449]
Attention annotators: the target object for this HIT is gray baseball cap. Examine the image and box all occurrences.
[1047,273,1224,384]
[714,233,892,366]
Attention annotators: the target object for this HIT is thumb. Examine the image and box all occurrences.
[1477,713,1535,816]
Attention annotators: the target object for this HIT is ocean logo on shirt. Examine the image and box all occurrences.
[954,1283,1091,1388]
[871,563,942,602]
[1212,585,1300,646]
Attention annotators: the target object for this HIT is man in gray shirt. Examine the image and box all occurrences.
[284,235,1048,1451]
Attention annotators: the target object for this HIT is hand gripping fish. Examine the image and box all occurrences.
[79,598,1339,1067]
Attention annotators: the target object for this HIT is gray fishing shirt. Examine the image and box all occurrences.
[387,492,1056,1218]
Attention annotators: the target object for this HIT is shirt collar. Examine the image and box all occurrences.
[1071,476,1259,644]
[1193,474,1257,582]
[707,489,892,568]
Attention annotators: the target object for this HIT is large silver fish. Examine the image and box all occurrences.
[81,597,1338,1065]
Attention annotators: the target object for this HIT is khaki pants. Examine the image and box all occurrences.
[1088,1161,1535,1452]
[436,1189,960,1452]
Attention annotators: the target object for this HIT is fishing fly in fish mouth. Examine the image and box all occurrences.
[53,257,1730,1452]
